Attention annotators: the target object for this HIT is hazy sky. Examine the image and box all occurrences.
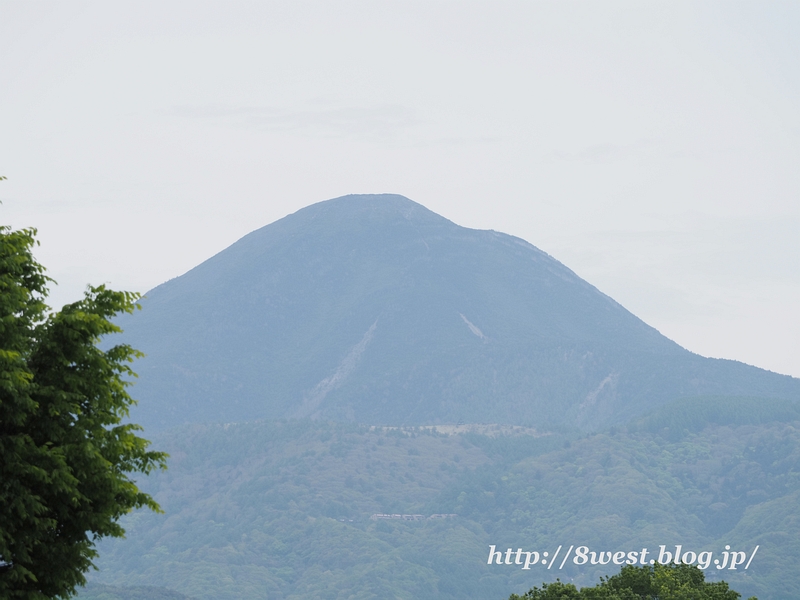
[2,1,799,377]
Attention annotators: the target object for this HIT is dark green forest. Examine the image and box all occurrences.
[508,563,753,599]
[78,396,799,600]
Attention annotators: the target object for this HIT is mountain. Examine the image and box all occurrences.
[116,194,800,432]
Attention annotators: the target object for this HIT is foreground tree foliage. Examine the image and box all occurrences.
[0,226,167,599]
[509,563,757,599]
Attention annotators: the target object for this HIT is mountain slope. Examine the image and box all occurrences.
[116,194,799,431]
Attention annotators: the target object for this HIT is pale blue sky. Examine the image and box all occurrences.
[2,1,799,376]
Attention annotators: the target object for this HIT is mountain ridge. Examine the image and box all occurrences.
[115,194,799,432]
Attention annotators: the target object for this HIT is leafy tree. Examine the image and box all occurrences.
[509,563,756,600]
[0,225,167,599]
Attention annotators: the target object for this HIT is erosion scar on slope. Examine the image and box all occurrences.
[459,313,487,341]
[295,319,379,418]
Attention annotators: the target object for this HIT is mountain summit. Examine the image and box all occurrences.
[118,194,799,431]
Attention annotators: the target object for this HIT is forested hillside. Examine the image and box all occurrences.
[77,583,194,600]
[83,397,800,600]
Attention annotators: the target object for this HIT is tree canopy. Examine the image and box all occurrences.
[0,225,166,599]
[509,563,756,600]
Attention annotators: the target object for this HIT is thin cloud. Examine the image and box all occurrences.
[543,139,664,164]
[168,104,421,142]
